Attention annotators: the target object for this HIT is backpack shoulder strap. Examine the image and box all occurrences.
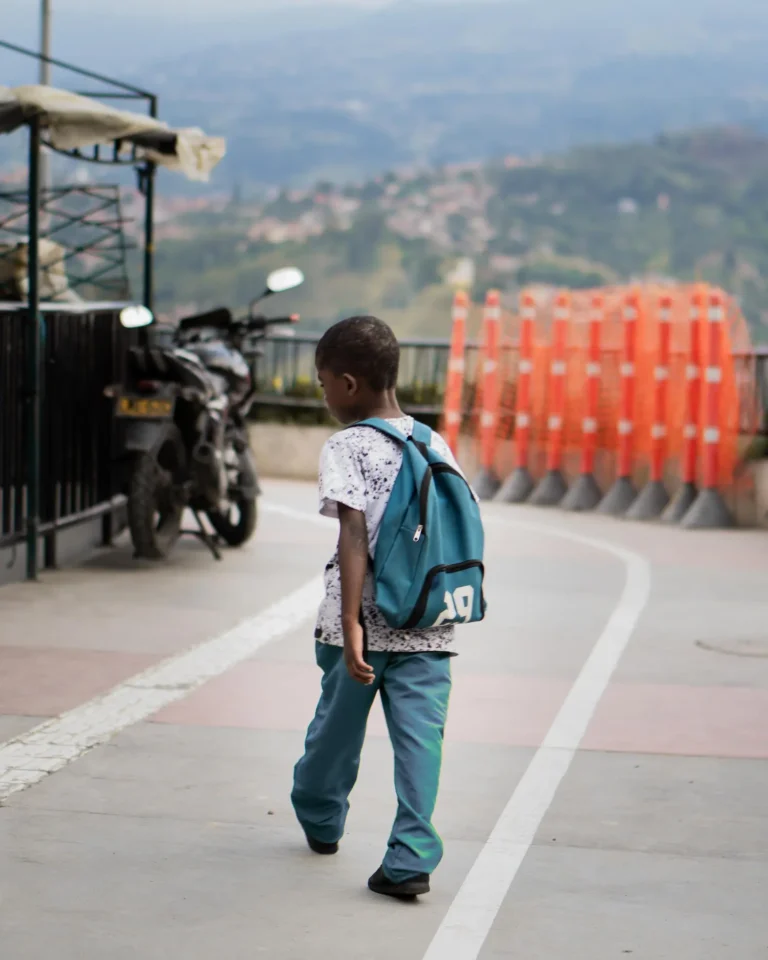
[410,420,433,446]
[350,417,408,444]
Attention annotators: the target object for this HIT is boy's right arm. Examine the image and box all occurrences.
[338,504,375,686]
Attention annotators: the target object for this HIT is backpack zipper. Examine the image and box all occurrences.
[413,461,467,542]
[414,465,433,541]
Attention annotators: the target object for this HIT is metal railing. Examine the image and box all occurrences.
[0,304,139,564]
[753,349,768,434]
[252,333,482,418]
[252,334,768,437]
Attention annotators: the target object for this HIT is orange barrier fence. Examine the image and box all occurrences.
[444,290,468,456]
[529,291,570,505]
[561,293,604,511]
[598,290,641,515]
[669,288,705,521]
[681,290,736,528]
[497,293,535,502]
[625,292,674,521]
[473,290,503,498]
[450,281,761,527]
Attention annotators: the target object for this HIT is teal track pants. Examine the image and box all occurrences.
[292,642,452,882]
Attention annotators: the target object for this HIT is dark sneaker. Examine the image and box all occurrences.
[368,866,430,900]
[304,832,339,856]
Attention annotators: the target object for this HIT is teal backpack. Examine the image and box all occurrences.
[354,419,486,630]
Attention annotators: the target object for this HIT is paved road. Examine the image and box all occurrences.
[1,481,767,959]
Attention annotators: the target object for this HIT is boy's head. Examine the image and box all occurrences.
[315,315,400,424]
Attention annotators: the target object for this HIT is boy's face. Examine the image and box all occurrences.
[317,366,361,424]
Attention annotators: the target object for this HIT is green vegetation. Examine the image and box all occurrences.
[153,128,768,341]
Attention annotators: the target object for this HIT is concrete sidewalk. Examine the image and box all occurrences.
[1,481,767,959]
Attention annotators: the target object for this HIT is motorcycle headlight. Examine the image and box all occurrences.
[120,305,155,329]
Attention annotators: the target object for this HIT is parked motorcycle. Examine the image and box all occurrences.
[107,267,304,560]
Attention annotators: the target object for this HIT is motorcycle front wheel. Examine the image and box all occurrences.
[207,496,258,547]
[127,424,186,560]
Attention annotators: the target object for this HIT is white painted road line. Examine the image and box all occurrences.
[0,575,324,803]
[422,515,652,960]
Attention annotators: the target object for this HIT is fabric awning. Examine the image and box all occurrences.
[0,84,225,182]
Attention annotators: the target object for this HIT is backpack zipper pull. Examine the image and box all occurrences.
[413,525,424,543]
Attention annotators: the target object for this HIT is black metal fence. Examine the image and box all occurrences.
[252,334,767,434]
[0,308,25,545]
[754,349,768,433]
[0,304,139,564]
[251,333,483,420]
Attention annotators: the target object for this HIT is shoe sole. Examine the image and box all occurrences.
[305,834,339,855]
[368,880,430,900]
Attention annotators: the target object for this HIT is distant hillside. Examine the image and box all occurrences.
[151,127,768,341]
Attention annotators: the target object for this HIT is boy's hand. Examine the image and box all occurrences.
[343,621,375,685]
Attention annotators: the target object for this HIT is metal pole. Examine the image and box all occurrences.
[39,0,52,193]
[142,163,155,310]
[142,94,158,311]
[39,1,52,84]
[26,116,42,581]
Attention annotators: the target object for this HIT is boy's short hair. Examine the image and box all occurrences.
[315,315,400,391]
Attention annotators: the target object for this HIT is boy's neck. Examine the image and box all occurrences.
[358,389,404,422]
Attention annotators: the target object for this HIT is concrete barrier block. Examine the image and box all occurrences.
[249,423,336,481]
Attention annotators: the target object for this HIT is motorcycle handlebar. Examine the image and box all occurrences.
[247,313,300,332]
[177,307,233,331]
[175,310,299,342]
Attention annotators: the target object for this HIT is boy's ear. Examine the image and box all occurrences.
[343,373,359,395]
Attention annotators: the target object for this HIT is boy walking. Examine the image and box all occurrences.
[291,315,482,900]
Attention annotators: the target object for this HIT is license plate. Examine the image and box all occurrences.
[116,395,174,418]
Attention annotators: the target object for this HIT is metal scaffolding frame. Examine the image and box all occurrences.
[1,39,159,579]
[1,39,159,308]
[0,184,134,301]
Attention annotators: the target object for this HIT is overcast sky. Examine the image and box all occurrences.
[58,0,396,9]
[7,0,451,26]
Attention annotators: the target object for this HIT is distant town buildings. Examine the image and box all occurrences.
[0,150,675,272]
[106,162,505,255]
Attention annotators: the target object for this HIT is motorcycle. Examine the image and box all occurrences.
[107,266,304,560]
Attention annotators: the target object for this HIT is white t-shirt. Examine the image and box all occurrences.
[315,416,460,654]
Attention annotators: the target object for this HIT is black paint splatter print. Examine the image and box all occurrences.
[315,417,460,654]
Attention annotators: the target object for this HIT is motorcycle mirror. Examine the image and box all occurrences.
[119,304,154,329]
[265,267,305,294]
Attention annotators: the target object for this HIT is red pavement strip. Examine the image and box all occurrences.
[3,647,767,761]
[583,682,768,759]
[151,663,571,745]
[150,659,768,760]
[0,647,159,718]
